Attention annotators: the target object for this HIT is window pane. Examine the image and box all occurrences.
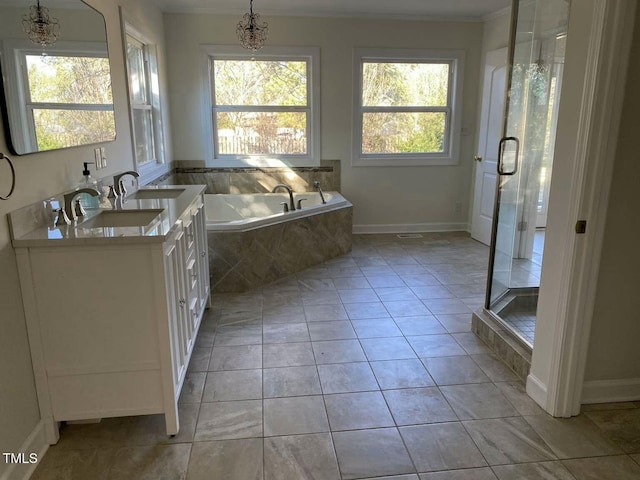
[214,60,307,106]
[217,111,307,155]
[362,112,446,154]
[133,108,154,164]
[26,55,113,104]
[32,109,115,150]
[362,62,449,107]
[126,40,148,104]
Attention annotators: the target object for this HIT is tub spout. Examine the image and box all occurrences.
[313,181,327,204]
[272,184,296,211]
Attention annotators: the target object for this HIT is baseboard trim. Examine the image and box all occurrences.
[353,222,468,234]
[527,373,548,411]
[0,420,49,480]
[581,378,640,404]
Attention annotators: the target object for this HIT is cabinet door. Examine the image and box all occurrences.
[193,202,210,311]
[164,228,190,387]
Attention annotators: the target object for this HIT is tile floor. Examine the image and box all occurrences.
[32,233,640,479]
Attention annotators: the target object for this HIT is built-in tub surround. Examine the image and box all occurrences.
[175,159,341,194]
[206,192,352,292]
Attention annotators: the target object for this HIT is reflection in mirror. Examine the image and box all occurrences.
[0,0,115,155]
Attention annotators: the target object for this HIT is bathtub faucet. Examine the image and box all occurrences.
[313,181,327,204]
[272,184,296,211]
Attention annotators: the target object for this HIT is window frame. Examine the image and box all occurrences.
[201,45,320,167]
[123,20,166,183]
[353,48,465,167]
[1,39,115,153]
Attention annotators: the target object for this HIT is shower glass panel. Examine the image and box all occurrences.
[486,0,569,347]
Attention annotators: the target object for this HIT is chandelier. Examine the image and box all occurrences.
[22,0,60,48]
[236,0,268,52]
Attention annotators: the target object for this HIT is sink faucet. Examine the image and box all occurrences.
[271,184,296,211]
[113,171,140,197]
[64,188,100,222]
[313,181,327,204]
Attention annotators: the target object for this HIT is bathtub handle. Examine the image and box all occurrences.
[296,198,307,210]
[280,202,289,213]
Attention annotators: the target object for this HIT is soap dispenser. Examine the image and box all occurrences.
[77,162,99,209]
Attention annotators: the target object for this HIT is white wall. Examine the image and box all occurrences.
[0,0,168,476]
[583,3,640,387]
[164,14,483,232]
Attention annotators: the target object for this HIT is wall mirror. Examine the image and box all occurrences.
[0,0,115,155]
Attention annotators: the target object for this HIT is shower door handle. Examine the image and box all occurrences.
[497,136,520,176]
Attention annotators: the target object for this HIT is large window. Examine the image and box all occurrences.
[203,46,320,165]
[353,48,464,166]
[124,24,165,176]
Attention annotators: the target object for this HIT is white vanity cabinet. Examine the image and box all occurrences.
[12,188,210,443]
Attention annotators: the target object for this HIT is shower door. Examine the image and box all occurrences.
[486,0,569,346]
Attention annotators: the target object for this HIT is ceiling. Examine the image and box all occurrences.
[150,0,512,20]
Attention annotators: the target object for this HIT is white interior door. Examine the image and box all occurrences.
[471,47,508,245]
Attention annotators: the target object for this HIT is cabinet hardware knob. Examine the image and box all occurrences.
[200,251,206,257]
[179,299,186,308]
[474,155,483,162]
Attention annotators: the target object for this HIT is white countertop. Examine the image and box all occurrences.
[9,185,206,248]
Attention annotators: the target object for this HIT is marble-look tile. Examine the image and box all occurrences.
[366,275,407,288]
[187,347,212,373]
[360,337,417,361]
[440,383,519,420]
[351,319,403,338]
[585,408,640,453]
[452,333,492,354]
[195,400,262,441]
[364,476,419,480]
[562,455,640,480]
[422,298,472,315]
[491,462,574,480]
[202,370,262,402]
[31,447,116,480]
[325,391,395,431]
[383,300,431,317]
[494,382,544,416]
[299,278,337,292]
[332,276,371,289]
[263,323,310,344]
[391,265,430,276]
[419,468,497,480]
[409,285,455,300]
[400,423,487,472]
[317,362,379,394]
[304,304,349,322]
[383,387,458,425]
[344,301,391,319]
[263,396,329,436]
[524,414,623,458]
[370,359,435,389]
[462,417,557,465]
[632,454,640,466]
[361,265,398,277]
[209,345,262,371]
[121,403,199,446]
[401,274,441,287]
[406,334,467,358]
[375,287,418,302]
[470,354,520,382]
[263,342,316,367]
[178,372,206,404]
[312,340,367,364]
[263,305,306,324]
[338,288,380,303]
[434,314,472,333]
[186,439,262,480]
[264,433,340,480]
[213,325,262,346]
[263,366,322,397]
[581,402,638,412]
[421,356,491,385]
[108,444,191,480]
[332,428,415,480]
[308,321,357,341]
[393,316,446,336]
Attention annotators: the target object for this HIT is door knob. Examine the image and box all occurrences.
[474,155,483,162]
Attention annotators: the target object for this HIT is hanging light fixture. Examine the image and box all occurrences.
[22,0,60,49]
[237,0,268,52]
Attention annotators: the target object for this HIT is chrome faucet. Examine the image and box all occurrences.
[113,170,140,197]
[272,184,296,211]
[64,188,100,222]
[313,181,327,204]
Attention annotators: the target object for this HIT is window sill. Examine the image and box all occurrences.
[138,162,170,186]
[352,156,459,167]
[211,156,320,168]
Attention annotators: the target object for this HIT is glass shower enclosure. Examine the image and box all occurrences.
[485,0,570,347]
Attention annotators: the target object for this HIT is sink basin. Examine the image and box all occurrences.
[79,209,163,228]
[129,188,185,200]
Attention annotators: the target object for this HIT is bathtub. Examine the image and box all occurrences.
[204,192,353,292]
